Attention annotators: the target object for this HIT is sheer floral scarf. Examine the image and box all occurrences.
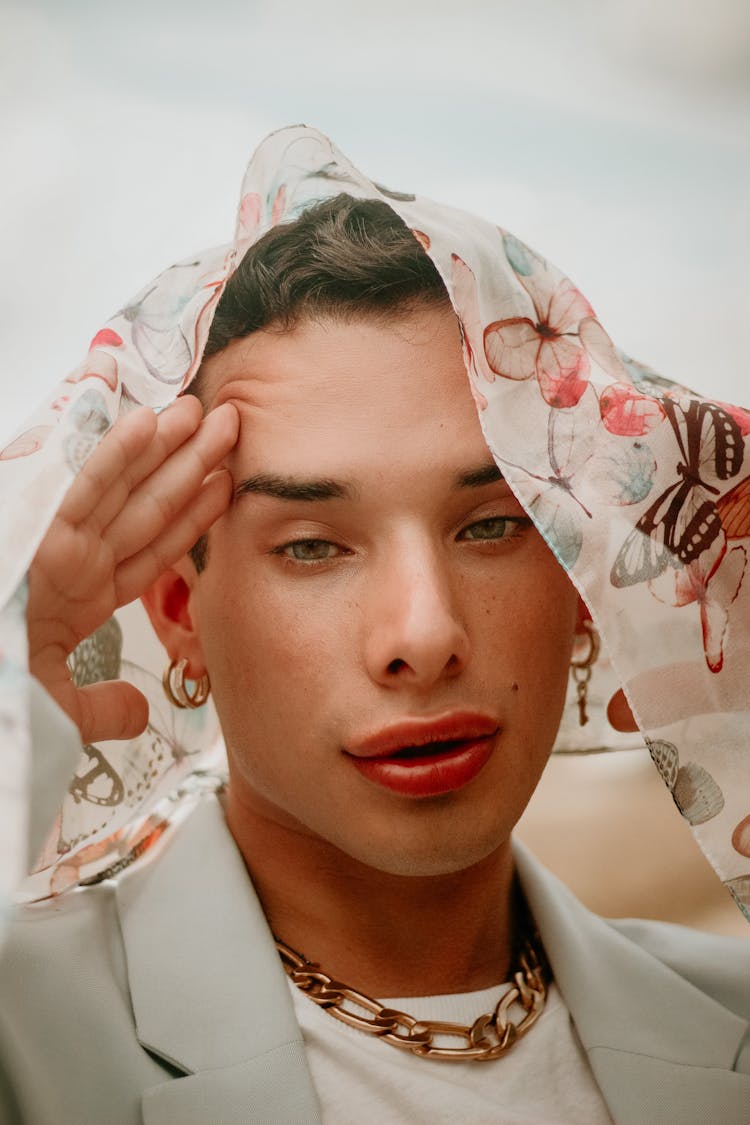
[1,125,749,919]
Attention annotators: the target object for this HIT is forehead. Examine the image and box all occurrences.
[203,307,489,473]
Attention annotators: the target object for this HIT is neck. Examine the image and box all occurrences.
[224,790,518,998]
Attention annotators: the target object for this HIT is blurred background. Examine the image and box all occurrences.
[1,0,748,439]
[2,0,749,933]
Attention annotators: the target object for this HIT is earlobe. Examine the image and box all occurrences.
[141,566,208,678]
[574,595,592,635]
[572,598,639,732]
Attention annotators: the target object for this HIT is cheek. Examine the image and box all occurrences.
[473,555,577,700]
[194,566,348,714]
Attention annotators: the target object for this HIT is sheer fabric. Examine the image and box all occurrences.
[1,125,748,921]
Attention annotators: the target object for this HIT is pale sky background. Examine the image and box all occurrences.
[1,0,749,443]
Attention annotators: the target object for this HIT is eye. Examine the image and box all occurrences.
[275,538,341,562]
[460,516,529,542]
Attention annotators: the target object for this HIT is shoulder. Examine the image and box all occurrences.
[607,915,750,1019]
[515,838,750,1024]
[1,878,126,995]
[0,882,167,1125]
[0,882,131,1051]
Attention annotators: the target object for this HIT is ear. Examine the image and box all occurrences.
[141,562,208,679]
[607,689,639,733]
[573,597,639,732]
[574,595,591,636]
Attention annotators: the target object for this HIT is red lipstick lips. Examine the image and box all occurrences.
[345,712,498,798]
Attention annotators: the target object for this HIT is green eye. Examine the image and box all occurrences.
[283,539,338,561]
[462,517,511,541]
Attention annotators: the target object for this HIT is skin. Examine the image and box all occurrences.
[140,305,587,994]
[27,398,239,744]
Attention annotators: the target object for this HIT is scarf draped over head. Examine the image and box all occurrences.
[1,125,749,920]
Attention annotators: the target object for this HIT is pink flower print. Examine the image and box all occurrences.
[239,191,261,236]
[483,231,599,409]
[484,280,594,408]
[236,186,286,257]
[61,329,122,393]
[578,317,628,380]
[236,192,262,256]
[88,328,123,351]
[271,184,286,226]
[599,383,666,437]
[65,350,119,392]
[0,425,52,459]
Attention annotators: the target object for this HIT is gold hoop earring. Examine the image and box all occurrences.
[570,621,600,727]
[162,658,211,709]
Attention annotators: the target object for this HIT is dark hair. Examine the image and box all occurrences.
[190,193,448,402]
[187,194,449,571]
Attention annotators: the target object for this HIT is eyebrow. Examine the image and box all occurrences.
[234,474,354,502]
[455,463,504,489]
[234,463,505,503]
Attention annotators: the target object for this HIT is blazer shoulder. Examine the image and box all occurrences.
[0,882,133,1060]
[0,883,172,1125]
[609,915,750,1020]
[2,879,123,975]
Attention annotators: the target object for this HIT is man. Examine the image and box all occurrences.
[1,128,749,1123]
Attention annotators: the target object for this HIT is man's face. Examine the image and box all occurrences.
[191,305,579,877]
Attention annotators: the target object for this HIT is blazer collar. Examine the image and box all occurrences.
[115,795,322,1124]
[514,840,750,1122]
[115,798,749,1124]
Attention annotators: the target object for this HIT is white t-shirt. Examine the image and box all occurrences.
[289,978,612,1124]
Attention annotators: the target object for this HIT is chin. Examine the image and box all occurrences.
[336,819,512,879]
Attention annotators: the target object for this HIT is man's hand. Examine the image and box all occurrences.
[27,396,239,745]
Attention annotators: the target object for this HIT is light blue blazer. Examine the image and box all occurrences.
[1,791,749,1125]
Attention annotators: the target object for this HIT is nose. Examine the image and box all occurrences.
[364,536,470,690]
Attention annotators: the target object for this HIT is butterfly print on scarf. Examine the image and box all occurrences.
[717,473,750,540]
[482,232,614,410]
[495,402,596,570]
[119,259,224,387]
[670,541,746,672]
[647,738,725,824]
[611,397,744,588]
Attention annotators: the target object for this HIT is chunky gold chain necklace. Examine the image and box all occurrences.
[276,931,548,1062]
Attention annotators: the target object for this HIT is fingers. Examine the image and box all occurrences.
[59,406,159,527]
[103,402,239,562]
[114,469,233,605]
[89,397,207,533]
[607,689,639,732]
[77,681,150,744]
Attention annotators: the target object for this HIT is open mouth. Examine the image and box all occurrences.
[385,738,477,761]
[346,730,497,797]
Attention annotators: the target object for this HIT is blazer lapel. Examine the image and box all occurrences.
[115,796,322,1125]
[515,841,750,1124]
[113,798,749,1124]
